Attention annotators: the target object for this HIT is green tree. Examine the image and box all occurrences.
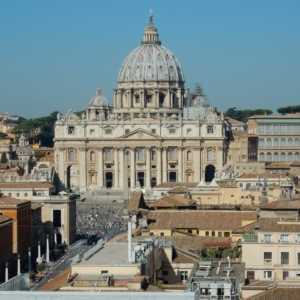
[0,152,8,163]
[35,151,46,161]
[0,132,6,139]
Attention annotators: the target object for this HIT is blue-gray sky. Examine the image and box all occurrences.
[1,0,299,118]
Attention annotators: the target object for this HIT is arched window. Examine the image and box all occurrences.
[259,138,265,147]
[90,151,95,161]
[273,138,279,147]
[152,151,157,161]
[207,149,214,161]
[259,152,265,161]
[274,152,279,161]
[266,138,272,147]
[280,152,286,162]
[138,150,144,160]
[68,150,75,162]
[170,149,176,160]
[280,138,286,147]
[288,138,293,147]
[106,150,112,161]
[266,152,272,161]
[187,150,192,161]
[295,152,300,161]
[295,138,300,147]
[287,152,293,161]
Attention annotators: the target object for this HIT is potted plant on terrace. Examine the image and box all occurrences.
[29,270,36,283]
[37,263,45,275]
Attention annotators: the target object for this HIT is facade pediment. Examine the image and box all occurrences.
[119,129,162,140]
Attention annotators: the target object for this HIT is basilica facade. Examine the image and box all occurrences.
[54,14,228,192]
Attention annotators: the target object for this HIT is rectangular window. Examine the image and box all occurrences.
[218,232,222,237]
[242,165,246,169]
[147,95,152,103]
[264,234,272,242]
[258,125,264,134]
[280,125,286,134]
[283,271,289,280]
[90,129,95,135]
[205,231,209,236]
[8,193,12,197]
[53,210,61,227]
[207,125,214,133]
[264,271,272,279]
[298,253,300,265]
[211,231,215,237]
[24,193,28,197]
[187,128,192,135]
[287,125,293,134]
[236,165,240,169]
[160,232,164,236]
[266,125,272,134]
[169,128,176,134]
[264,252,272,265]
[273,125,280,134]
[281,252,289,265]
[68,126,75,134]
[101,271,108,274]
[162,270,168,276]
[151,129,156,134]
[180,271,188,281]
[281,235,289,242]
[16,193,20,197]
[249,165,252,169]
[135,95,140,103]
[254,165,257,169]
[247,271,255,280]
[125,129,130,134]
[105,129,112,135]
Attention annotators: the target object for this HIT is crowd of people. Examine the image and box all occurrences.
[76,204,128,240]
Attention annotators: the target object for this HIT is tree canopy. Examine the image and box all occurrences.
[225,107,273,123]
[277,105,300,115]
[0,152,8,163]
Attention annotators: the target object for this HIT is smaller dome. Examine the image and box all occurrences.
[191,95,209,107]
[89,87,108,107]
[171,114,177,119]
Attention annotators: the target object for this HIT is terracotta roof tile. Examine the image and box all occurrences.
[233,218,300,234]
[260,200,300,210]
[0,215,13,224]
[0,196,30,206]
[148,194,196,208]
[156,182,198,189]
[148,211,257,230]
[237,173,294,179]
[168,187,190,193]
[31,203,43,210]
[128,191,148,212]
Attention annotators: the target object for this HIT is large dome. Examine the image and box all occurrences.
[118,14,184,83]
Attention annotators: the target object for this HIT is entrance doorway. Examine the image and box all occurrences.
[137,172,145,187]
[205,165,215,182]
[169,172,177,182]
[105,172,113,188]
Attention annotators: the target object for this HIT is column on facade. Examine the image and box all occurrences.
[157,147,162,185]
[130,148,136,188]
[97,147,104,188]
[79,147,87,191]
[200,146,203,180]
[155,90,159,107]
[218,146,223,171]
[119,147,125,188]
[146,147,151,188]
[162,147,168,183]
[118,91,122,108]
[194,147,200,182]
[178,146,183,182]
[113,90,117,108]
[114,147,119,188]
[58,148,65,187]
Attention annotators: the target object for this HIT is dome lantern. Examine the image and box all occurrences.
[142,11,160,45]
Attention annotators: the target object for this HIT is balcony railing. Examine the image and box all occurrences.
[281,259,289,265]
[244,234,258,242]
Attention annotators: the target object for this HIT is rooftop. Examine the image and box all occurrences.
[75,242,138,266]
[260,200,300,210]
[0,182,54,189]
[147,210,257,230]
[233,218,300,234]
[0,195,30,206]
[148,194,196,208]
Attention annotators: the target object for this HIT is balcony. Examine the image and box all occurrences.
[104,160,114,165]
[244,234,258,242]
[281,259,289,265]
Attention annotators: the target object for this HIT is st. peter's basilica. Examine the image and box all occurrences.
[54,13,228,192]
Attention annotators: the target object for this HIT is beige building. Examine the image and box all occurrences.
[233,218,300,281]
[54,13,228,193]
[248,113,300,163]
